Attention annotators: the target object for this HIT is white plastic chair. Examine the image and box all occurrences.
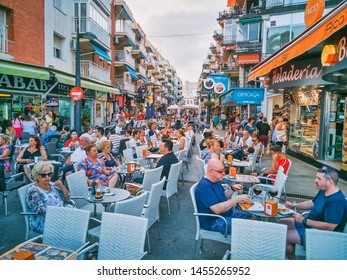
[161,160,182,215]
[17,183,37,240]
[143,177,166,253]
[305,229,347,260]
[123,147,137,163]
[21,206,90,254]
[190,183,231,259]
[196,155,206,178]
[224,218,287,260]
[253,166,287,198]
[172,143,180,153]
[135,145,148,159]
[65,170,103,216]
[77,213,148,260]
[88,191,148,240]
[141,165,163,192]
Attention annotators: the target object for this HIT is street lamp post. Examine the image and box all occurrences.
[74,12,97,134]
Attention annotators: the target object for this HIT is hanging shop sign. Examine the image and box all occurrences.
[221,88,264,105]
[203,74,229,95]
[0,74,52,93]
[304,0,325,29]
[69,86,84,101]
[292,90,319,106]
[268,58,334,89]
[95,91,108,101]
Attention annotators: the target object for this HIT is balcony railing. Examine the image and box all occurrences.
[72,60,111,84]
[115,50,135,69]
[115,20,136,43]
[237,41,262,51]
[115,78,135,92]
[137,42,147,56]
[0,24,8,54]
[218,7,243,19]
[223,35,236,45]
[73,17,110,48]
[213,31,223,41]
[136,63,147,77]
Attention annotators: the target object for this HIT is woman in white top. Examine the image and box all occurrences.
[22,114,37,136]
[177,129,188,151]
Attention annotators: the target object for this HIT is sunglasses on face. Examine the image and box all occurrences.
[39,172,53,178]
[321,166,334,181]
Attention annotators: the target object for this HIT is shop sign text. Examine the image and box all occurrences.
[0,74,51,92]
[272,64,322,85]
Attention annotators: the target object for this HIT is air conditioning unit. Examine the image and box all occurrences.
[114,36,119,44]
[70,40,77,50]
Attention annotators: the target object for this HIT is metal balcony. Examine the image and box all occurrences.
[115,50,135,69]
[115,20,136,43]
[72,60,111,84]
[236,41,262,51]
[73,17,110,49]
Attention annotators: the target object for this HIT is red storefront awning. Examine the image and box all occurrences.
[237,53,261,65]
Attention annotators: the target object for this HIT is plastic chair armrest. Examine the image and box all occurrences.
[16,235,43,247]
[74,243,99,259]
[89,217,101,225]
[20,211,39,216]
[194,213,229,238]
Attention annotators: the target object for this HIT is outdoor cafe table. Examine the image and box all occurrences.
[223,174,260,194]
[239,200,294,222]
[144,153,163,168]
[0,241,76,260]
[83,187,130,212]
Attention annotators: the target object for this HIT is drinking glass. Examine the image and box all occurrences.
[268,188,278,200]
[252,186,263,203]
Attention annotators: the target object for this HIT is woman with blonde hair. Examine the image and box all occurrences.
[5,126,17,145]
[200,139,225,164]
[0,135,12,173]
[26,161,75,233]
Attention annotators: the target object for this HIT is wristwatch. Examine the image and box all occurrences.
[302,218,308,226]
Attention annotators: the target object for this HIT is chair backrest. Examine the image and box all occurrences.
[65,170,89,209]
[135,145,147,159]
[190,183,201,234]
[17,183,35,239]
[45,142,58,156]
[177,150,185,162]
[145,177,166,229]
[114,191,148,217]
[119,138,130,156]
[273,165,287,197]
[196,155,206,178]
[50,161,62,182]
[286,158,292,175]
[165,160,183,197]
[42,206,90,251]
[142,165,163,192]
[97,212,148,260]
[230,218,287,260]
[172,143,180,153]
[47,135,60,145]
[21,132,30,140]
[122,148,135,162]
[249,147,260,172]
[305,229,347,260]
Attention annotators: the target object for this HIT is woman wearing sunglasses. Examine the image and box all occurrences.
[26,161,75,233]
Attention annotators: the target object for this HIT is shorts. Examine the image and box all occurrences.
[211,209,252,235]
[295,221,309,245]
[259,135,269,148]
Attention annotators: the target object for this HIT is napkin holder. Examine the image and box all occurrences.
[12,250,35,260]
[264,200,278,216]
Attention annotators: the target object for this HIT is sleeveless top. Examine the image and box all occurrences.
[23,147,42,159]
[97,153,116,167]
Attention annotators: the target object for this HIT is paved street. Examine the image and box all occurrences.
[1,129,347,260]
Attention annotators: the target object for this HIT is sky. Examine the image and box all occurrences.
[125,0,228,83]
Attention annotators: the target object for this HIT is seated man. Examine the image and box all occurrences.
[279,167,347,259]
[127,130,141,158]
[195,159,254,235]
[60,136,90,178]
[156,139,178,189]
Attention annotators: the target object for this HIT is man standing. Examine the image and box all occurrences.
[195,159,253,234]
[156,139,178,189]
[280,167,347,259]
[220,112,227,130]
[256,117,271,155]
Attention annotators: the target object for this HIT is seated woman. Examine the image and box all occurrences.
[177,129,188,151]
[16,135,48,180]
[5,127,18,145]
[200,139,225,164]
[0,135,12,173]
[78,144,119,188]
[63,129,80,150]
[98,140,126,187]
[26,161,75,233]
